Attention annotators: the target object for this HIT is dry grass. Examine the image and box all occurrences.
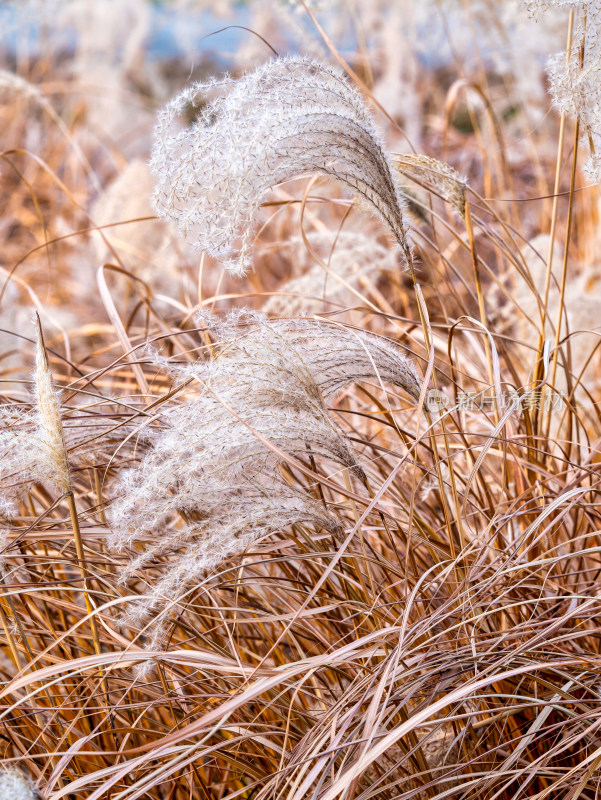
[1,1,601,798]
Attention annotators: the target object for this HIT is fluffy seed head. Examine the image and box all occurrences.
[150,56,411,275]
[0,318,74,505]
[547,4,601,182]
[394,154,467,218]
[108,313,419,649]
[33,314,70,494]
[205,313,421,402]
[0,767,38,800]
[523,0,580,17]
[120,489,342,651]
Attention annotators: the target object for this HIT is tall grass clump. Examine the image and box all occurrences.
[1,2,601,799]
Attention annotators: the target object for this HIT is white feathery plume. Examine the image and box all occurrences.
[547,2,601,182]
[160,311,421,413]
[0,407,39,507]
[150,56,411,275]
[0,497,17,521]
[0,317,70,505]
[0,316,150,508]
[524,0,580,17]
[0,767,38,800]
[204,312,421,402]
[33,314,70,495]
[108,313,420,649]
[109,320,365,545]
[0,401,150,506]
[394,154,467,218]
[120,489,341,585]
[121,490,342,651]
[109,394,360,545]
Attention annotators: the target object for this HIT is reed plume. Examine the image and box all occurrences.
[120,489,342,652]
[150,56,411,275]
[216,314,421,401]
[394,153,467,217]
[0,767,38,800]
[547,2,601,181]
[525,0,581,17]
[33,315,70,494]
[109,312,420,646]
[0,317,70,506]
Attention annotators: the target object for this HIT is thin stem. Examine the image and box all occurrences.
[534,8,575,424]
